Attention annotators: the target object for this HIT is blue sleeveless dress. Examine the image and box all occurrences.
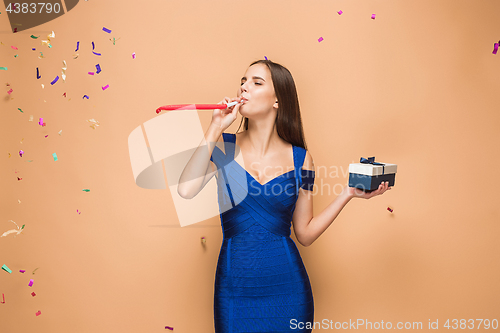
[210,133,315,333]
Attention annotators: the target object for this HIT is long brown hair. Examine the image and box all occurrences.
[235,60,307,150]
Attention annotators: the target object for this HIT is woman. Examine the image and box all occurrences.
[178,59,391,333]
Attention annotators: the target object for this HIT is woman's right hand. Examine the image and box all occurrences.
[210,96,243,132]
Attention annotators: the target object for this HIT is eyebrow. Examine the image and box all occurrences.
[241,76,266,82]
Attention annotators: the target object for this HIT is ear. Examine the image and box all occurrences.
[273,100,279,109]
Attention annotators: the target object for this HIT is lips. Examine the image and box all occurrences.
[240,97,249,103]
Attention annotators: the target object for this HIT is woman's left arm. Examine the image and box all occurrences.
[292,152,391,247]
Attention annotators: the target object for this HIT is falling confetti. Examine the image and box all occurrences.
[35,310,41,316]
[102,84,109,90]
[387,207,393,213]
[50,75,59,85]
[32,267,39,274]
[88,72,95,75]
[18,108,23,113]
[77,209,81,214]
[318,37,323,42]
[75,41,79,52]
[52,153,58,161]
[132,52,136,59]
[371,14,376,19]
[38,118,43,126]
[102,27,112,33]
[201,236,206,244]
[1,293,4,303]
[0,67,7,70]
[92,41,101,56]
[1,264,12,273]
[493,42,499,55]
[83,95,89,99]
[36,67,41,79]
[19,150,24,157]
[20,270,25,273]
[31,292,36,297]
[87,118,100,129]
[28,279,34,287]
[96,64,101,74]
[58,130,62,135]
[7,88,13,94]
[264,56,268,60]
[338,10,343,15]
[82,189,90,192]
[165,326,174,331]
[61,60,67,82]
[29,115,33,121]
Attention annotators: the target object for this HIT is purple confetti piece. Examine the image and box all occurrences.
[493,43,499,55]
[165,326,173,331]
[83,95,89,99]
[264,56,268,60]
[75,41,79,52]
[88,72,94,75]
[19,270,26,273]
[102,84,109,90]
[102,27,112,33]
[32,48,35,51]
[36,67,41,79]
[50,75,59,85]
[19,150,24,157]
[338,10,343,15]
[39,118,43,125]
[132,52,136,59]
[96,64,101,74]
[93,52,101,56]
[318,37,324,42]
[92,41,95,50]
[28,279,34,287]
[371,14,376,19]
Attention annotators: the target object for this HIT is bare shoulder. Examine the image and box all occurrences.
[302,149,315,171]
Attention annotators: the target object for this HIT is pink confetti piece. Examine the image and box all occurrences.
[7,88,13,94]
[493,43,499,55]
[88,72,95,75]
[318,37,324,42]
[45,135,48,138]
[28,279,34,287]
[1,293,4,303]
[371,14,376,19]
[102,27,112,33]
[387,207,393,213]
[102,84,109,90]
[11,46,18,50]
[77,209,81,214]
[19,150,24,157]
[19,270,26,273]
[38,118,43,126]
[35,310,41,316]
[338,10,343,15]
[165,326,173,330]
[132,52,136,59]
[31,292,36,296]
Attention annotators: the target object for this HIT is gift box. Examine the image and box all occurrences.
[348,157,397,191]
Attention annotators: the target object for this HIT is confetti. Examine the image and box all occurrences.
[7,88,13,94]
[88,72,95,75]
[20,270,25,273]
[19,150,24,157]
[132,52,136,59]
[77,209,81,214]
[96,64,101,74]
[28,279,34,287]
[31,292,36,296]
[52,152,58,161]
[87,118,100,129]
[29,115,33,121]
[165,326,174,331]
[318,37,323,42]
[201,236,206,244]
[102,27,112,33]
[11,46,18,50]
[264,56,268,60]
[338,10,343,15]
[17,177,22,181]
[32,267,39,274]
[1,220,25,238]
[0,67,7,70]
[387,207,393,213]
[92,41,101,56]
[61,60,67,82]
[102,84,109,90]
[30,35,39,39]
[75,41,79,52]
[45,135,48,138]
[38,118,43,126]
[371,14,376,19]
[493,43,499,55]
[35,310,41,316]
[50,75,59,85]
[1,293,4,303]
[37,67,41,79]
[83,95,89,99]
[18,108,23,113]
[58,130,62,135]
[82,189,90,192]
[2,264,12,274]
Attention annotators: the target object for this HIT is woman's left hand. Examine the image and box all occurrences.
[342,181,392,200]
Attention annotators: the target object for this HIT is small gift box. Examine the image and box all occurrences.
[348,157,397,191]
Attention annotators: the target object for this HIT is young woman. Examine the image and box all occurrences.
[178,59,391,333]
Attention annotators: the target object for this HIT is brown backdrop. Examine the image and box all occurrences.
[1,0,499,332]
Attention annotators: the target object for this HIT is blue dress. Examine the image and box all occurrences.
[210,133,315,333]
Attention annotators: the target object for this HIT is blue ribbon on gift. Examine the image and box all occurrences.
[360,156,385,175]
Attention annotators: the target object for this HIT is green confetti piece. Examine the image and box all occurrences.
[48,44,52,48]
[21,225,25,230]
[2,264,12,274]
[52,152,58,161]
[14,55,18,58]
[26,160,33,162]
[0,67,7,70]
[82,189,90,192]
[30,35,39,39]
[18,108,23,113]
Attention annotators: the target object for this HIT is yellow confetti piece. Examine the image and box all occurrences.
[58,130,62,135]
[87,118,100,129]
[32,267,40,274]
[29,115,33,121]
[18,200,21,204]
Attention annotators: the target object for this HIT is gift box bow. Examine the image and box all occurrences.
[360,156,386,174]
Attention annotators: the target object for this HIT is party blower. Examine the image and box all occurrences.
[156,101,241,114]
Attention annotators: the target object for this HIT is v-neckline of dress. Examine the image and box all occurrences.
[230,133,295,187]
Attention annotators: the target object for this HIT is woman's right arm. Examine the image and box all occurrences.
[177,97,242,199]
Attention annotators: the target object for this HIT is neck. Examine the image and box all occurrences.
[245,117,280,158]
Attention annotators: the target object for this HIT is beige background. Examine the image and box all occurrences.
[1,0,500,332]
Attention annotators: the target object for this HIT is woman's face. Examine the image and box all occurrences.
[237,63,278,117]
